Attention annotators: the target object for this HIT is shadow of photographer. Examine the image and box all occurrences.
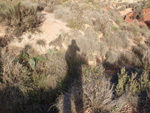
[63,39,84,113]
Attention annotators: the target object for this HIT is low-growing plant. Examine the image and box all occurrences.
[0,48,29,84]
[142,48,150,70]
[118,50,142,67]
[112,25,119,31]
[105,50,121,66]
[144,88,150,112]
[67,17,83,29]
[0,0,42,36]
[115,67,150,96]
[127,24,140,36]
[57,65,117,113]
[0,47,68,113]
[103,31,130,49]
[36,39,46,46]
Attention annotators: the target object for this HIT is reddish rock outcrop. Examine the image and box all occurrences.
[125,8,150,28]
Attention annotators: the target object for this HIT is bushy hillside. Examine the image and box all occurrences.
[0,0,150,113]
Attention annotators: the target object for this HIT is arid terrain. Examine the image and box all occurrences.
[0,0,150,113]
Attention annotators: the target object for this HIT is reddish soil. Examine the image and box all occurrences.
[105,6,111,11]
[125,8,150,28]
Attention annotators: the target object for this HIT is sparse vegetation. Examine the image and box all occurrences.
[57,65,115,113]
[0,0,42,36]
[67,17,83,29]
[1,0,150,113]
[36,39,46,46]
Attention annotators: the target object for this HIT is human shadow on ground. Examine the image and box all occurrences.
[62,39,84,113]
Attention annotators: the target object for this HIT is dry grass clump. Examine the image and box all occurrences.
[92,16,113,35]
[108,9,123,23]
[132,44,147,58]
[105,50,122,67]
[0,48,29,113]
[102,30,130,49]
[140,25,150,39]
[142,48,150,70]
[83,7,122,35]
[119,50,142,67]
[54,0,112,30]
[67,17,83,29]
[0,48,29,85]
[36,39,46,46]
[54,1,84,29]
[54,5,71,20]
[99,41,109,59]
[120,22,144,41]
[126,44,149,68]
[127,24,141,37]
[84,27,98,39]
[38,0,61,13]
[39,51,67,88]
[54,0,123,32]
[18,47,67,89]
[0,0,42,36]
[0,46,67,113]
[57,65,116,113]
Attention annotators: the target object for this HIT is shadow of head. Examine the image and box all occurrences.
[66,39,80,60]
[71,39,80,52]
[66,40,89,66]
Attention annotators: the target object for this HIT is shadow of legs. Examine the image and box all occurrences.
[63,40,84,113]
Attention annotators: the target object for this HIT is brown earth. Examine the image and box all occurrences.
[125,8,150,28]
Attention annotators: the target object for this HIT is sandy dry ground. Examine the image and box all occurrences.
[120,8,132,16]
[8,11,70,55]
[0,25,5,37]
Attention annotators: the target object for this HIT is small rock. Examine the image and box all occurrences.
[55,46,60,51]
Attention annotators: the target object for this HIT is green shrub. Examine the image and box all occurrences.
[115,68,150,96]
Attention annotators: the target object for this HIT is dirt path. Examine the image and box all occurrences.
[9,11,70,55]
